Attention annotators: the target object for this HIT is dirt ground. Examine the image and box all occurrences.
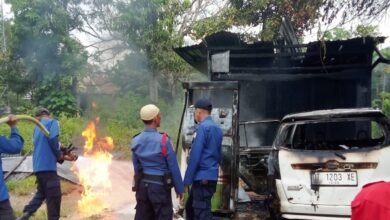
[9,159,268,220]
[9,159,137,220]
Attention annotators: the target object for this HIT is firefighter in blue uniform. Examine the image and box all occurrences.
[132,104,184,220]
[0,115,24,220]
[18,108,76,220]
[184,99,223,220]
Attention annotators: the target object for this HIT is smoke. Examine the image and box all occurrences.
[238,81,280,147]
[240,124,266,147]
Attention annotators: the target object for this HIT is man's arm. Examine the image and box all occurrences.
[47,120,61,159]
[183,126,206,185]
[165,137,184,194]
[0,128,24,154]
[131,140,141,172]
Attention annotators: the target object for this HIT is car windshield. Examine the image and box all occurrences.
[275,118,388,150]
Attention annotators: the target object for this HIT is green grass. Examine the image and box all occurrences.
[0,93,185,159]
[84,214,105,220]
[0,116,87,155]
[6,176,36,196]
[61,180,76,195]
[14,210,49,220]
[14,209,71,220]
[8,176,74,220]
[6,176,76,196]
[0,121,35,155]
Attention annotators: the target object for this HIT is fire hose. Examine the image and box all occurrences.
[0,115,50,137]
[0,116,78,159]
[0,115,50,180]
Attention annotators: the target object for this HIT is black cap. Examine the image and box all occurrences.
[194,99,212,111]
[35,108,50,117]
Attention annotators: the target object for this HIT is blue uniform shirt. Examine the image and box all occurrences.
[0,128,24,202]
[33,117,60,172]
[184,116,223,185]
[131,128,184,194]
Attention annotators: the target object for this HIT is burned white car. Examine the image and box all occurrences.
[268,108,390,220]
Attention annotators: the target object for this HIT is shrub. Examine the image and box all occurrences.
[0,120,35,154]
[0,115,86,155]
[0,91,185,158]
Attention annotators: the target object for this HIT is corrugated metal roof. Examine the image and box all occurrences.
[174,31,386,75]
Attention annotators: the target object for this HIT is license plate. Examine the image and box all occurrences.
[311,171,358,186]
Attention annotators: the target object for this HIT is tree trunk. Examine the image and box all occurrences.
[167,73,176,103]
[149,73,159,102]
[171,82,176,101]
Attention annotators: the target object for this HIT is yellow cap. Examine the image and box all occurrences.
[140,104,160,121]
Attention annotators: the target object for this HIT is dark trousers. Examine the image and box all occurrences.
[135,181,173,220]
[185,180,217,220]
[23,172,61,220]
[0,199,16,220]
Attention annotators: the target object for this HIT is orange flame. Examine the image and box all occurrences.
[72,119,114,217]
[81,122,96,154]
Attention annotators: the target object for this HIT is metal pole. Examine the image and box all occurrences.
[175,91,188,153]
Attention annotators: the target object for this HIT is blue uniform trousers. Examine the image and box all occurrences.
[23,172,61,220]
[135,181,173,220]
[185,180,217,220]
[0,199,15,220]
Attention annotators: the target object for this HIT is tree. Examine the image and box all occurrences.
[69,0,390,103]
[192,0,390,41]
[372,48,390,100]
[322,27,353,41]
[0,20,33,110]
[322,25,380,41]
[6,0,88,115]
[75,0,225,102]
[79,0,195,102]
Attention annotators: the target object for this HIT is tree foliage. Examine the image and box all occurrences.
[79,0,194,102]
[322,25,380,41]
[0,22,31,96]
[2,0,390,113]
[321,0,390,25]
[5,0,88,115]
[372,48,390,101]
[192,0,390,41]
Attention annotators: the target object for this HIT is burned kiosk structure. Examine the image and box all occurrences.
[175,31,389,214]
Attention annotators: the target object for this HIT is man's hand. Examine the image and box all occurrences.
[184,185,190,193]
[58,152,78,164]
[64,152,78,161]
[177,193,184,201]
[58,153,65,164]
[60,144,78,162]
[177,193,185,206]
[6,115,17,128]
